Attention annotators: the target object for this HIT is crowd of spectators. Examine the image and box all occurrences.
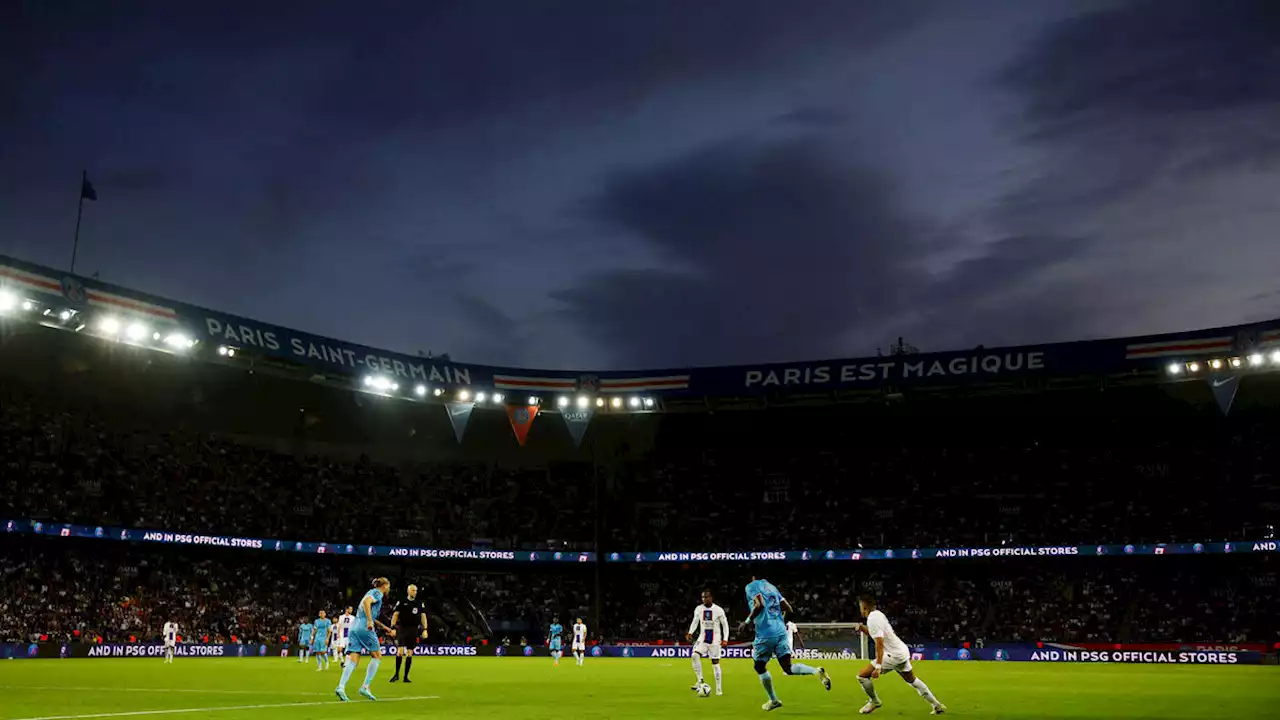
[3,339,1278,650]
[2,539,1273,647]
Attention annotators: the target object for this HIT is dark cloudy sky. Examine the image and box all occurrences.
[3,0,1279,370]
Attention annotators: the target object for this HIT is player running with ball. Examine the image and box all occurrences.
[738,576,831,711]
[854,594,946,715]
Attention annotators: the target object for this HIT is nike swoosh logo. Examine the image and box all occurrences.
[1212,377,1236,388]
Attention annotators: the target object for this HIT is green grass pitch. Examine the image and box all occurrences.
[0,657,1275,719]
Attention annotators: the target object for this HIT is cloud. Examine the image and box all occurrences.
[555,138,929,367]
[1002,0,1280,128]
[984,0,1280,342]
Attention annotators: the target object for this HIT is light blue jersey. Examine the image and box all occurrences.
[745,579,786,638]
[298,622,314,644]
[312,618,332,649]
[346,588,385,656]
[351,589,383,634]
[549,622,563,649]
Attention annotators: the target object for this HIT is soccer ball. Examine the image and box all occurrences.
[695,683,712,698]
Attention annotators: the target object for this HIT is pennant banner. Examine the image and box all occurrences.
[1208,375,1239,417]
[445,401,475,443]
[561,409,594,448]
[506,404,540,446]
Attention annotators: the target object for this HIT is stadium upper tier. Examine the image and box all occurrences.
[4,252,1280,413]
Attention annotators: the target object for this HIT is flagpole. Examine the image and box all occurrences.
[71,170,86,274]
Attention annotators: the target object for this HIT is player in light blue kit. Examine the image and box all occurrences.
[335,578,393,702]
[312,611,333,671]
[297,618,314,663]
[737,576,831,712]
[548,618,564,666]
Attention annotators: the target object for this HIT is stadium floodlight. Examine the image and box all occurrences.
[0,290,17,312]
[492,393,504,404]
[1249,353,1265,367]
[1230,357,1242,368]
[611,397,622,408]
[575,396,590,409]
[527,396,539,406]
[59,310,72,322]
[1166,363,1182,375]
[362,376,374,387]
[628,397,641,408]
[1272,351,1280,365]
[458,389,470,401]
[21,300,34,312]
[595,397,605,407]
[1208,358,1223,370]
[99,316,121,335]
[557,396,569,408]
[125,322,148,341]
[414,384,427,397]
[163,333,194,350]
[1187,362,1200,373]
[226,347,236,358]
[152,332,161,341]
[475,391,487,403]
[433,387,444,396]
[642,397,655,408]
[218,345,230,356]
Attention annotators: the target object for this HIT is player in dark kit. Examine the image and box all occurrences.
[389,583,428,683]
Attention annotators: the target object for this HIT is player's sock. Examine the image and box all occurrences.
[789,662,819,676]
[394,655,403,678]
[692,654,704,682]
[858,677,880,703]
[910,678,940,705]
[713,664,722,692]
[758,672,779,703]
[337,660,357,690]
[317,654,324,670]
[404,656,413,680]
[362,658,381,688]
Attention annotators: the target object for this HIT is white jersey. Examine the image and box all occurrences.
[786,621,798,649]
[866,610,910,658]
[689,603,729,646]
[163,622,178,645]
[339,614,355,639]
[572,623,587,648]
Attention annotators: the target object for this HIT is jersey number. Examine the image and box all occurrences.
[764,595,781,616]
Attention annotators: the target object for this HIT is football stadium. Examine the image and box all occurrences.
[1,252,1277,719]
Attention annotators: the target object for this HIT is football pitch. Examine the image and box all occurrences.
[0,658,1275,719]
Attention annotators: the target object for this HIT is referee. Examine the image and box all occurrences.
[389,584,428,683]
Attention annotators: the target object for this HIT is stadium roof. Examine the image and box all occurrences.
[3,252,1279,408]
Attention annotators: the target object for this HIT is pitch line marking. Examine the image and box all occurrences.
[0,686,330,697]
[6,695,440,720]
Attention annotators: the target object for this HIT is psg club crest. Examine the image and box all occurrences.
[884,549,895,559]
[94,527,104,537]
[591,646,603,657]
[1193,543,1204,554]
[61,276,87,305]
[1124,545,1135,555]
[577,375,600,393]
[554,552,563,561]
[911,549,921,559]
[610,553,620,561]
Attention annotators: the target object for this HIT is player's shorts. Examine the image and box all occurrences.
[550,639,562,652]
[164,639,176,649]
[752,633,793,662]
[396,629,420,649]
[311,642,328,653]
[334,637,347,650]
[879,650,912,674]
[346,628,380,655]
[693,641,722,660]
[572,641,585,652]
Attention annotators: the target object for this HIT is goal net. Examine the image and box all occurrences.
[792,623,869,661]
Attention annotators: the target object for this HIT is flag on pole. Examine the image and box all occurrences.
[81,176,97,201]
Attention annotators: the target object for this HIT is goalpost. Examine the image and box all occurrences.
[793,623,869,661]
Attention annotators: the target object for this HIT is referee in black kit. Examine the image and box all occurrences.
[389,583,428,683]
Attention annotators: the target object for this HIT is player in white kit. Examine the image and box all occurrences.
[855,595,946,715]
[786,620,801,653]
[686,589,729,696]
[162,621,178,664]
[571,618,588,666]
[335,607,355,667]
